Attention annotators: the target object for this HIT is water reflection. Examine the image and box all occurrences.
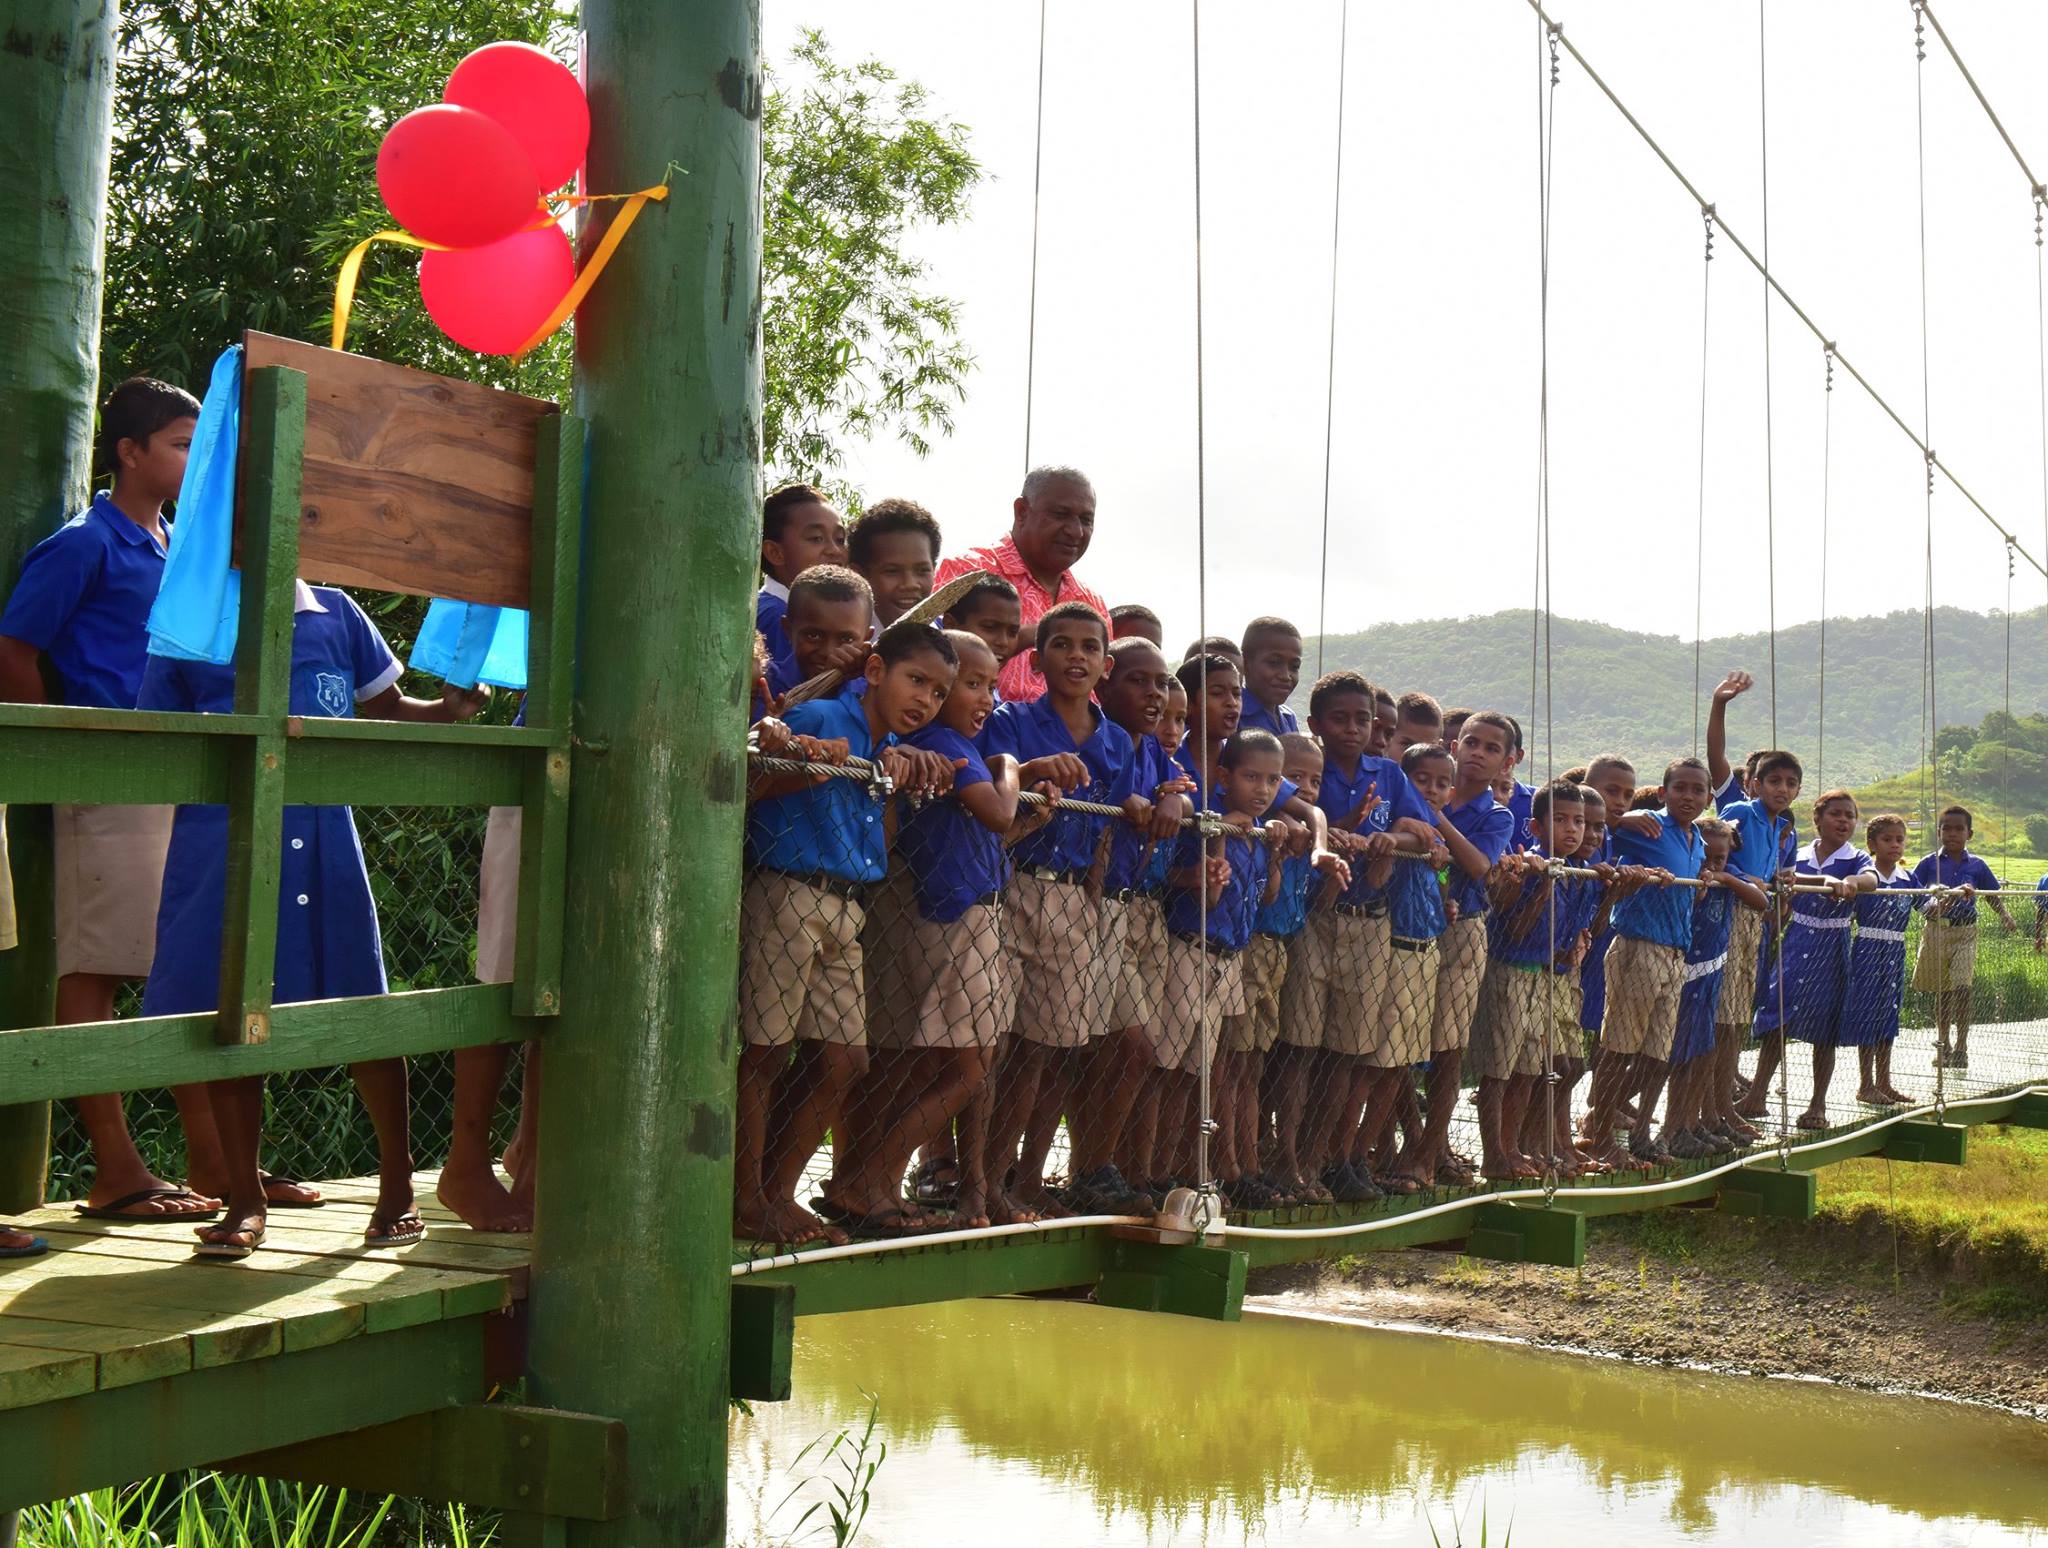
[730,1299,2048,1546]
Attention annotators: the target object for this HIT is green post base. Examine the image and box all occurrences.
[730,1281,794,1402]
[1094,1240,1246,1321]
[2006,1094,2048,1131]
[1463,1203,1586,1268]
[1880,1121,1968,1166]
[1717,1164,1817,1220]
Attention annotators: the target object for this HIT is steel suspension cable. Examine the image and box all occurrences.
[1758,0,1779,748]
[1314,0,1349,681]
[1520,0,2048,585]
[1021,0,1047,475]
[1914,1,1946,1120]
[1536,17,1561,1199]
[1818,344,1835,788]
[1190,0,1214,1211]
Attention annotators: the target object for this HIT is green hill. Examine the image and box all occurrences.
[1302,605,2048,789]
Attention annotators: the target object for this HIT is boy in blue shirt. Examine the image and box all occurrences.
[1912,805,2016,1070]
[1390,692,1443,757]
[943,575,1023,684]
[1583,757,1712,1167]
[847,497,941,628]
[758,483,847,683]
[765,564,876,704]
[1472,781,1586,1179]
[1110,603,1164,648]
[0,376,234,1226]
[1404,711,1517,1187]
[1238,616,1303,737]
[738,620,963,1246]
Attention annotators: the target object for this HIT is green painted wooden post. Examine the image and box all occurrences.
[522,0,760,1543]
[215,367,305,1044]
[0,0,117,1217]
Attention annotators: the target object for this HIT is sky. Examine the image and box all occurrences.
[760,0,2048,656]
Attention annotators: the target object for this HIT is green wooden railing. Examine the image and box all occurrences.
[0,364,582,1111]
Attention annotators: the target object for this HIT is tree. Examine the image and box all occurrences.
[2025,816,2048,856]
[102,4,981,479]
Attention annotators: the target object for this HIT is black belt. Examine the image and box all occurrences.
[1017,863,1088,886]
[1390,936,1434,953]
[968,890,1001,909]
[1334,901,1388,919]
[1169,928,1240,958]
[763,867,870,906]
[1105,884,1162,903]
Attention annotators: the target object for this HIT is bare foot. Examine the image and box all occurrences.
[733,1193,781,1242]
[769,1197,847,1247]
[1880,1083,1913,1104]
[84,1179,220,1219]
[437,1164,533,1233]
[501,1137,527,1186]
[1856,1085,1884,1104]
[1733,1098,1769,1120]
[1795,1108,1828,1131]
[988,1192,1041,1226]
[950,1188,992,1230]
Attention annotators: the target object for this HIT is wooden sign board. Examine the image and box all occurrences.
[239,332,558,609]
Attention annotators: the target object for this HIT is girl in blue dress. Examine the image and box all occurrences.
[138,582,487,1258]
[1753,789,1877,1131]
[1662,819,1769,1157]
[1842,814,1917,1106]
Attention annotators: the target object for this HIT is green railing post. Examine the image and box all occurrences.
[0,0,119,1213]
[523,1,760,1543]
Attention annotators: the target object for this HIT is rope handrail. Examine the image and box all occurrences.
[1523,0,2048,584]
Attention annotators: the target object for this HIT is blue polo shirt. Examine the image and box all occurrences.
[1388,854,1447,942]
[2034,874,2048,920]
[0,493,168,708]
[1506,780,1535,850]
[1104,732,1176,894]
[1255,852,1316,938]
[1170,741,1299,819]
[1487,845,1572,969]
[1314,752,1431,907]
[1558,870,1603,971]
[1911,850,2001,925]
[1441,790,1516,918]
[1609,810,1704,949]
[756,581,796,680]
[896,724,1005,922]
[1718,795,1796,883]
[746,686,893,884]
[1239,693,1300,737]
[1165,824,1263,951]
[981,693,1133,874]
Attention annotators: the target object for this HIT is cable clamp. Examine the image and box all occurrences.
[1195,810,1228,840]
[863,761,895,802]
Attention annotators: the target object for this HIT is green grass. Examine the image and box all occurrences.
[1819,1123,2048,1273]
[16,1476,476,1548]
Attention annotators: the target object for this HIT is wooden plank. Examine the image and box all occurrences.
[240,333,554,609]
[0,1341,96,1409]
[0,1284,283,1370]
[0,1312,194,1389]
[0,983,530,1106]
[26,1211,531,1281]
[0,1313,488,1512]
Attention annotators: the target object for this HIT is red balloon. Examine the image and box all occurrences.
[378,104,536,249]
[445,42,590,193]
[420,225,575,355]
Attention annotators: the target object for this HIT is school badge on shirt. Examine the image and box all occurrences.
[314,672,349,717]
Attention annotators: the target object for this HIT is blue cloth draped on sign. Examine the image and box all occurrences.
[412,597,529,689]
[146,345,243,664]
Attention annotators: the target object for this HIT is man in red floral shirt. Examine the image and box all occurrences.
[935,466,1109,702]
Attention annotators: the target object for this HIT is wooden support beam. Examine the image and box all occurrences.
[0,1316,487,1512]
[1716,1164,1817,1220]
[2006,1094,2048,1130]
[1880,1120,1968,1166]
[1094,1240,1246,1321]
[729,1281,793,1403]
[1462,1203,1586,1268]
[222,1404,626,1521]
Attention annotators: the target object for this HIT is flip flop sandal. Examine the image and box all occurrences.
[76,1186,221,1223]
[195,1225,266,1261]
[837,1207,927,1240]
[364,1213,427,1248]
[261,1173,326,1209]
[908,1158,960,1206]
[0,1233,47,1260]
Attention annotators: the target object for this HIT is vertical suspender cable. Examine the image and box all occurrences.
[1021,0,1048,475]
[1314,0,1349,680]
[1536,18,1560,1195]
[1190,0,1213,1205]
[1913,1,1946,1117]
[2036,191,2048,646]
[1818,345,1834,788]
[1758,0,1779,749]
[1693,208,1715,755]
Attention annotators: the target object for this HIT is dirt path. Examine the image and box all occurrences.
[1247,1213,2048,1418]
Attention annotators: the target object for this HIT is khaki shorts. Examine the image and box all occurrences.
[1155,935,1243,1073]
[476,805,521,985]
[1550,976,1588,1064]
[1599,933,1685,1059]
[1429,914,1488,1054]
[1279,908,1388,1056]
[1005,871,1102,1047]
[1223,932,1290,1053]
[54,803,173,977]
[738,869,867,1047]
[869,890,1014,1051]
[1101,894,1168,1030]
[1914,920,1977,993]
[1717,902,1762,1030]
[1471,960,1547,1079]
[1370,938,1440,1068]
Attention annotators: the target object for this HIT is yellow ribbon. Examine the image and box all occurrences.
[327,183,670,358]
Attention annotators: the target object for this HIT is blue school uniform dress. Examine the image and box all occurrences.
[897,724,1004,920]
[1239,693,1299,738]
[0,492,167,707]
[747,685,893,887]
[1838,868,1917,1047]
[1672,885,1735,1067]
[981,694,1133,879]
[138,584,402,1015]
[1753,840,1872,1045]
